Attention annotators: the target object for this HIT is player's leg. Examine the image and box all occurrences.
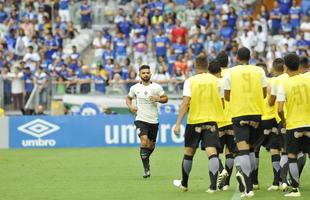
[285,129,302,197]
[223,144,234,189]
[279,122,289,191]
[140,135,152,178]
[146,123,159,167]
[203,123,225,193]
[233,117,254,197]
[266,122,282,191]
[135,121,152,178]
[174,124,199,191]
[268,148,281,191]
[297,151,306,177]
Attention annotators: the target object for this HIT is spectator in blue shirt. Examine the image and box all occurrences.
[113,32,128,64]
[117,16,132,39]
[172,37,187,56]
[278,0,292,15]
[290,0,302,31]
[0,2,8,23]
[219,18,234,40]
[23,67,34,104]
[59,0,70,22]
[270,1,282,35]
[80,0,92,29]
[77,65,92,94]
[92,66,107,94]
[190,36,204,57]
[228,7,238,29]
[281,16,293,35]
[152,28,170,59]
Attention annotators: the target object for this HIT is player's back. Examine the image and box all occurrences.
[262,77,276,121]
[187,73,224,124]
[281,74,310,130]
[228,65,265,118]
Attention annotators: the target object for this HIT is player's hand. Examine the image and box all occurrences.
[149,95,159,103]
[173,124,180,135]
[129,106,138,113]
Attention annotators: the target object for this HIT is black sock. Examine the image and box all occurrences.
[251,151,259,185]
[219,157,224,173]
[288,158,299,188]
[181,155,193,187]
[280,154,289,184]
[297,152,306,177]
[209,155,220,190]
[225,154,234,186]
[271,154,281,186]
[140,147,150,171]
[239,150,253,192]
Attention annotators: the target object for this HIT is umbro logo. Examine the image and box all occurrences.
[18,119,60,138]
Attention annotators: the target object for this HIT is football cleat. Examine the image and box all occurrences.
[173,180,188,192]
[217,169,229,190]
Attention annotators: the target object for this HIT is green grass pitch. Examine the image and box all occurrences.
[0,147,309,200]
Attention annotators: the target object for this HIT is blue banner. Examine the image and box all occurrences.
[9,115,186,148]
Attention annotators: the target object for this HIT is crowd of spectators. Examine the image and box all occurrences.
[0,0,310,111]
[90,0,310,95]
[0,0,92,110]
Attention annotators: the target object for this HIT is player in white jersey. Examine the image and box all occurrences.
[126,65,168,178]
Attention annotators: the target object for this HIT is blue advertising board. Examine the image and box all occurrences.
[9,115,186,148]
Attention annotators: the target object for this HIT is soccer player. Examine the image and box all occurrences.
[255,62,283,191]
[269,58,290,191]
[172,53,225,193]
[126,65,168,178]
[277,53,310,197]
[215,52,236,191]
[223,47,267,198]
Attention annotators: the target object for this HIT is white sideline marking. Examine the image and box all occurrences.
[230,188,241,200]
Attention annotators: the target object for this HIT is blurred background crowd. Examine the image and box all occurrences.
[0,0,309,114]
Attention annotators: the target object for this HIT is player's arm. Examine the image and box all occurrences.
[149,86,168,103]
[126,87,137,113]
[261,68,267,98]
[126,96,137,113]
[269,80,277,106]
[223,71,230,102]
[173,96,190,134]
[276,84,286,127]
[173,79,190,134]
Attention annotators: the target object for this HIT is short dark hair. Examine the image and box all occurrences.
[272,58,284,72]
[139,65,150,71]
[208,59,221,75]
[237,47,250,62]
[195,52,208,69]
[216,51,228,68]
[299,56,309,70]
[284,53,300,71]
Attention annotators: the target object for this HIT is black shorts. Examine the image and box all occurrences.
[218,125,236,153]
[232,115,261,146]
[184,122,221,149]
[286,127,310,154]
[255,118,282,150]
[134,120,159,142]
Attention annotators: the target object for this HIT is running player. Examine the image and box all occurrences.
[126,65,168,178]
[269,58,290,191]
[255,62,282,191]
[215,52,236,191]
[223,47,267,198]
[173,53,225,193]
[277,53,310,197]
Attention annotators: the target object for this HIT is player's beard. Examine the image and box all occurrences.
[141,76,151,83]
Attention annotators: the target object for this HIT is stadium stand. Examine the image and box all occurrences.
[0,0,309,114]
